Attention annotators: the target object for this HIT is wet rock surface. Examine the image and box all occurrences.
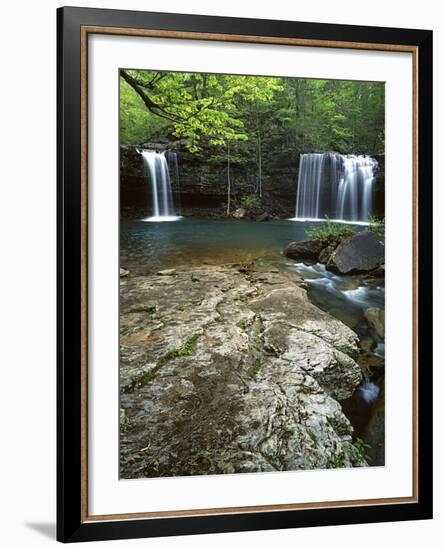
[120,264,367,479]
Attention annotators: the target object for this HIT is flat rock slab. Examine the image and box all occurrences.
[120,265,365,479]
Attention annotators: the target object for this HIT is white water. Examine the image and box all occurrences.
[140,150,182,222]
[292,153,378,223]
[342,286,372,306]
[359,381,380,404]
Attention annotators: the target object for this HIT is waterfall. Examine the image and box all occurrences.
[292,153,378,223]
[139,150,182,222]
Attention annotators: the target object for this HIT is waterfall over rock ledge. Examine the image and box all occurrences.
[140,150,182,222]
[291,153,378,224]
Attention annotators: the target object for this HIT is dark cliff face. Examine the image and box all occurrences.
[373,155,385,220]
[120,144,297,219]
[119,145,385,220]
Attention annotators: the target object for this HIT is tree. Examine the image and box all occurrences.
[120,70,282,152]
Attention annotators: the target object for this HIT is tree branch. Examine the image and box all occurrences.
[120,70,185,123]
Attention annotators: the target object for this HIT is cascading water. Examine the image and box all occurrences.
[139,150,182,222]
[292,153,378,224]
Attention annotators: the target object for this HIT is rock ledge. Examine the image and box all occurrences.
[120,264,366,478]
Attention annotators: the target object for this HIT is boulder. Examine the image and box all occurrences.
[357,351,385,375]
[120,268,130,277]
[327,231,384,274]
[364,307,385,339]
[255,212,270,222]
[232,207,246,219]
[359,337,376,353]
[284,239,324,260]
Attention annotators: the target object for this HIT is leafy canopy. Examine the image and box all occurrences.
[120,70,283,151]
[120,70,385,157]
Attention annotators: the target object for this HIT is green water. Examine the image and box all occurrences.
[120,218,312,272]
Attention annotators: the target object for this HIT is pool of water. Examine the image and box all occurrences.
[121,217,384,352]
[121,218,315,272]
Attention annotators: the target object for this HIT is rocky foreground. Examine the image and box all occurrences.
[120,263,370,478]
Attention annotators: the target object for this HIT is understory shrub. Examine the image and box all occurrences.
[306,219,355,243]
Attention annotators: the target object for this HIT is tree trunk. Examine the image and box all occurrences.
[257,132,262,198]
[226,142,231,216]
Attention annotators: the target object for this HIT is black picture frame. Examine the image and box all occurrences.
[57,6,433,543]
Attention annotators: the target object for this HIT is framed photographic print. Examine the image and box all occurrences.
[57,6,433,543]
